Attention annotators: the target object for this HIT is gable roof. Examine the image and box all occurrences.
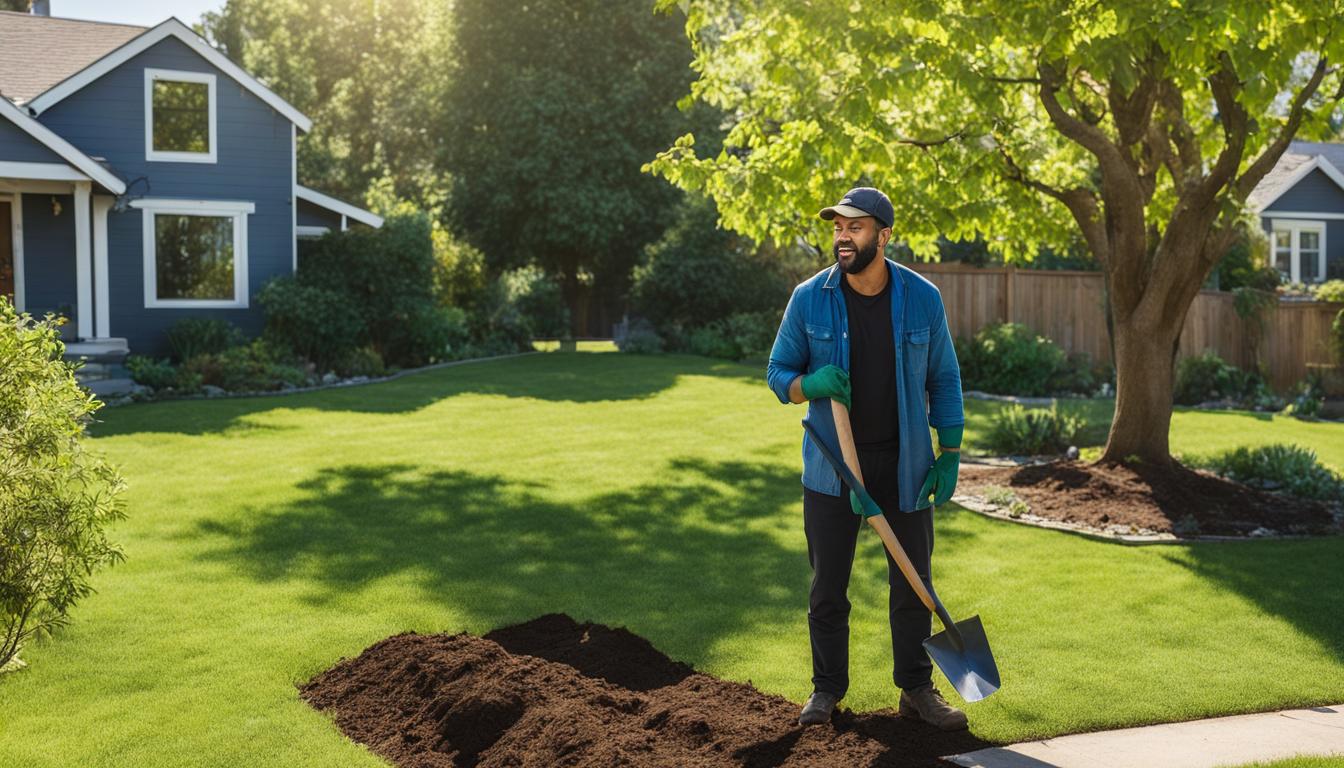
[1249,140,1344,212]
[0,94,126,194]
[10,15,312,133]
[0,11,144,104]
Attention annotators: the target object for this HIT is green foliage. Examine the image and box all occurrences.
[984,403,1084,456]
[257,276,363,372]
[180,339,308,393]
[433,232,487,313]
[1311,279,1344,303]
[954,322,1077,397]
[1192,444,1344,502]
[334,346,386,379]
[1216,225,1278,292]
[464,279,535,357]
[124,355,179,390]
[0,298,126,670]
[1174,351,1275,406]
[503,266,570,339]
[1280,371,1326,420]
[615,319,665,355]
[1333,309,1344,363]
[165,317,244,363]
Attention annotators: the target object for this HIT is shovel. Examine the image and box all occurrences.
[798,400,1000,702]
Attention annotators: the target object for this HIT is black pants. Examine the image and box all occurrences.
[803,462,933,698]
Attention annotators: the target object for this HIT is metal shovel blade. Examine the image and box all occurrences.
[923,614,1000,702]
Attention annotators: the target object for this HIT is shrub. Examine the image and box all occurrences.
[165,317,244,363]
[504,265,570,339]
[616,319,664,354]
[688,323,738,359]
[955,322,1069,397]
[1173,351,1272,406]
[467,277,535,355]
[335,346,386,378]
[984,403,1083,455]
[383,303,474,368]
[1193,443,1344,502]
[1333,308,1344,363]
[1280,370,1326,419]
[1310,279,1344,303]
[181,339,308,392]
[0,298,126,670]
[124,355,178,390]
[258,276,363,372]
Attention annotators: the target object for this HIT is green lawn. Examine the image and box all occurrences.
[0,346,1340,766]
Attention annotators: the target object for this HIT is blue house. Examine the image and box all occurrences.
[1249,140,1344,285]
[0,10,382,361]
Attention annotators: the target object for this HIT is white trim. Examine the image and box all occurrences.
[0,97,126,194]
[296,225,330,238]
[1254,155,1344,212]
[27,19,312,132]
[0,161,89,182]
[144,68,217,164]
[139,198,251,309]
[93,196,112,337]
[1269,218,1328,284]
[290,123,297,272]
[340,213,348,232]
[0,192,21,312]
[130,198,255,214]
[1257,210,1344,220]
[74,182,92,339]
[294,185,384,228]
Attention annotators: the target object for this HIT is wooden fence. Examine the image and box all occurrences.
[904,262,1343,392]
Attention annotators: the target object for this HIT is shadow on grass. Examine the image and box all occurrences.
[1163,537,1344,665]
[89,350,762,437]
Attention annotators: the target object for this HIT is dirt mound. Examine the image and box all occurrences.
[299,614,993,767]
[959,458,1339,537]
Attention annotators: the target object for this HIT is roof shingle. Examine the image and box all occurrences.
[0,11,145,104]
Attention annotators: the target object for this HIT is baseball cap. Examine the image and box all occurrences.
[819,187,893,229]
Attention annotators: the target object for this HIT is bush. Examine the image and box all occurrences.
[0,298,126,670]
[1311,279,1344,303]
[335,346,386,378]
[955,322,1069,397]
[1280,370,1326,419]
[615,319,664,354]
[181,339,308,392]
[258,276,363,372]
[1334,308,1344,363]
[984,403,1083,455]
[165,317,244,363]
[504,265,570,339]
[124,355,178,390]
[467,277,535,356]
[1174,351,1274,406]
[1193,443,1344,502]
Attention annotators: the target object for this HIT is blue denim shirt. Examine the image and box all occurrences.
[766,259,964,512]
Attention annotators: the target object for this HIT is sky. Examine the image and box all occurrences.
[45,0,224,28]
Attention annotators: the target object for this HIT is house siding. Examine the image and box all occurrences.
[1260,168,1344,281]
[297,197,340,229]
[0,118,65,163]
[36,35,295,355]
[19,192,78,327]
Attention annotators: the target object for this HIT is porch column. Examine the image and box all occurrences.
[73,181,92,339]
[93,195,112,338]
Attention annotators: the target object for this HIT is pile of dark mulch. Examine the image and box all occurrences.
[299,613,992,767]
[959,458,1339,537]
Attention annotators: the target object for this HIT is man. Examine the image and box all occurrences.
[765,187,967,730]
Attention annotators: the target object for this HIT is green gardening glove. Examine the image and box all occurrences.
[917,425,962,508]
[800,365,851,410]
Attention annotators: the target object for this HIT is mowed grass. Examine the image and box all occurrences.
[0,346,1340,766]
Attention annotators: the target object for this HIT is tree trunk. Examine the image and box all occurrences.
[1098,313,1182,466]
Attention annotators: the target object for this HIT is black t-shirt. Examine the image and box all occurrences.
[841,273,900,502]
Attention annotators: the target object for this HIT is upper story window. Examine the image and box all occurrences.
[145,68,217,163]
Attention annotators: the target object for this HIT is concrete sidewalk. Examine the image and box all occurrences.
[943,704,1344,768]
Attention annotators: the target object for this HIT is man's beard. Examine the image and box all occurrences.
[835,238,880,274]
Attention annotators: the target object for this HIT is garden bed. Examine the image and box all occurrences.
[299,614,992,767]
[957,458,1342,541]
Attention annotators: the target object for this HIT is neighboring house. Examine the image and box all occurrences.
[0,10,382,360]
[1249,139,1344,285]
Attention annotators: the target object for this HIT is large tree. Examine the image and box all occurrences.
[442,0,711,335]
[649,1,1344,466]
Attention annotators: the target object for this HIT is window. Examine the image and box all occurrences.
[1269,220,1327,285]
[145,69,216,163]
[136,200,253,308]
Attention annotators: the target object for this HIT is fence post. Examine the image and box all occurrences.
[1003,263,1015,323]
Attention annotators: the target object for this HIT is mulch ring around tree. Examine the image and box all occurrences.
[957,458,1342,541]
[299,613,994,767]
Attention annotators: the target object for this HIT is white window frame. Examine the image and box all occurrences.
[0,193,22,312]
[1269,218,1328,284]
[134,199,253,308]
[144,68,217,164]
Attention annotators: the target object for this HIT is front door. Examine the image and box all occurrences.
[0,201,13,305]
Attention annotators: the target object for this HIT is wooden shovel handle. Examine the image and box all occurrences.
[831,399,940,616]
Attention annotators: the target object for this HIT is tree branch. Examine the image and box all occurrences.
[1232,55,1330,201]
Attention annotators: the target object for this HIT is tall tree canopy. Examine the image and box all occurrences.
[649,0,1344,466]
[443,0,711,334]
[202,0,450,207]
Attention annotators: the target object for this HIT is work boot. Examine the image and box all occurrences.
[898,684,968,731]
[798,691,840,725]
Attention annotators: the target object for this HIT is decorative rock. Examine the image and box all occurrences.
[1249,526,1278,537]
[321,372,338,385]
[202,385,226,397]
[1066,445,1080,459]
